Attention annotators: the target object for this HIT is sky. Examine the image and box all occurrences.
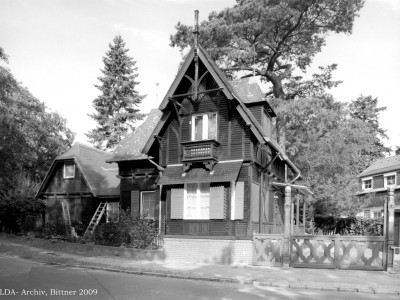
[1,0,399,153]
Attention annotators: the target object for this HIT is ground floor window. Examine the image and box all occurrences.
[170,183,227,220]
[107,202,119,222]
[184,183,210,219]
[141,191,156,219]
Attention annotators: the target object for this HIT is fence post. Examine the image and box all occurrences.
[386,185,395,273]
[283,185,291,268]
[387,186,395,272]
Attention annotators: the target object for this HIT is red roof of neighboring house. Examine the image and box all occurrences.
[358,155,400,178]
[106,109,163,163]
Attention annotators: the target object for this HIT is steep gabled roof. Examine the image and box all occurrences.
[152,45,299,176]
[37,143,119,197]
[358,155,400,178]
[107,109,163,163]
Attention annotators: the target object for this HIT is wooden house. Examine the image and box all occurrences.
[108,41,303,263]
[36,143,120,233]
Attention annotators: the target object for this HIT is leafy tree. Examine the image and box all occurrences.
[0,50,73,232]
[280,96,387,216]
[0,64,74,191]
[395,147,400,156]
[87,35,145,150]
[171,0,363,100]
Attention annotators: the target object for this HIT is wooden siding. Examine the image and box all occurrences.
[248,104,262,125]
[43,161,90,194]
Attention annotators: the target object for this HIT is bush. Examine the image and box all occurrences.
[313,215,383,236]
[0,174,45,233]
[93,210,158,249]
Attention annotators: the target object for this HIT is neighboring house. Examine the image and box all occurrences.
[357,155,400,245]
[36,143,120,232]
[107,43,303,263]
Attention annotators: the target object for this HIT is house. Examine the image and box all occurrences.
[357,155,400,245]
[107,40,306,263]
[36,143,120,233]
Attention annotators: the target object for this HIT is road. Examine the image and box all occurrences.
[0,255,397,300]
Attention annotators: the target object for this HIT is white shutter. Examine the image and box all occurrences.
[170,188,184,219]
[234,182,244,220]
[210,186,224,219]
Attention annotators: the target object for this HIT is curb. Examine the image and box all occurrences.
[1,241,400,295]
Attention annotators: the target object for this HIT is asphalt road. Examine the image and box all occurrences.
[0,255,397,300]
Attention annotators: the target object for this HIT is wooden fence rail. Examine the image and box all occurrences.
[290,235,386,271]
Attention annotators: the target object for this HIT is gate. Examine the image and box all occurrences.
[290,235,386,271]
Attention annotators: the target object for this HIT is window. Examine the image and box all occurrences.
[184,183,210,219]
[141,191,156,219]
[373,211,382,219]
[362,179,372,190]
[63,162,75,178]
[364,210,370,219]
[384,173,396,187]
[191,113,217,141]
[106,202,119,222]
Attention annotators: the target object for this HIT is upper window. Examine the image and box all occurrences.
[141,191,156,219]
[384,173,396,187]
[191,113,217,141]
[63,162,75,179]
[362,179,372,190]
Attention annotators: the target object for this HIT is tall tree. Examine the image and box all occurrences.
[0,53,74,192]
[87,35,145,150]
[171,0,363,100]
[281,96,387,216]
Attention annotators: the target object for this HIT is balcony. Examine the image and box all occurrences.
[181,139,220,171]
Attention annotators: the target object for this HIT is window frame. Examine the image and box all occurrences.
[183,183,210,220]
[191,112,218,141]
[63,162,75,179]
[362,177,372,190]
[384,172,396,187]
[140,191,156,220]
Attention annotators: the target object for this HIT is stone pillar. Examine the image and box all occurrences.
[283,185,291,268]
[387,186,395,272]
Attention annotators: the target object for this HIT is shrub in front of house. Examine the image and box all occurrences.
[92,210,158,249]
[313,215,383,236]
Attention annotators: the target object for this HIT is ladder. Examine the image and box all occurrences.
[84,202,107,238]
[61,200,72,236]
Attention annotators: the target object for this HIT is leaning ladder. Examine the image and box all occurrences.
[84,202,107,238]
[61,199,72,236]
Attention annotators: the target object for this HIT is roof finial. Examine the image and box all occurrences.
[193,10,199,52]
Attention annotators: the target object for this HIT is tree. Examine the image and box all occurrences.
[0,50,74,232]
[280,96,388,216]
[87,35,145,150]
[0,64,74,190]
[395,147,400,156]
[171,0,363,100]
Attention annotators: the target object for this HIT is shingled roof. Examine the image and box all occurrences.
[358,155,400,178]
[38,143,120,197]
[107,109,163,163]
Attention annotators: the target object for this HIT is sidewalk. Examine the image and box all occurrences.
[1,237,399,295]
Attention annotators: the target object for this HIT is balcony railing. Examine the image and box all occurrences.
[181,139,219,163]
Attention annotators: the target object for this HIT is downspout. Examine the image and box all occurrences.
[258,148,279,233]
